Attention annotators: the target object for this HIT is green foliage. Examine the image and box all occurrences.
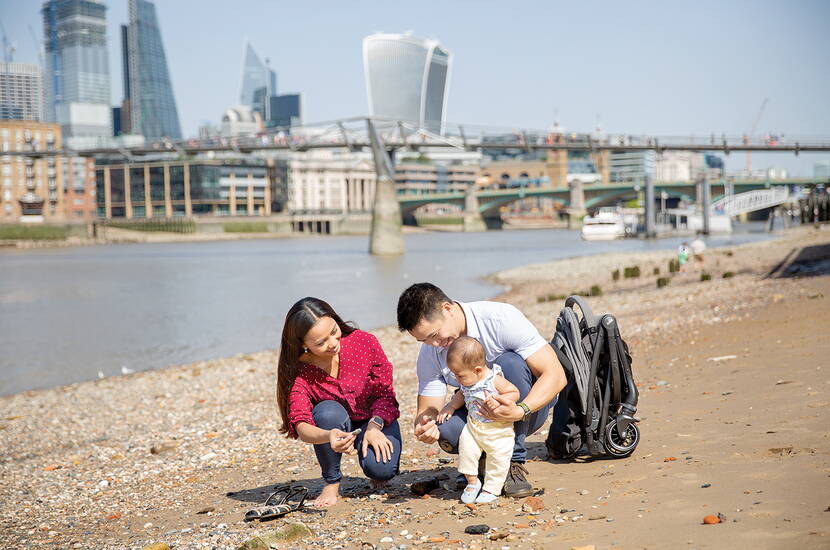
[725,250,734,257]
[0,225,69,240]
[416,216,463,225]
[657,277,671,288]
[653,267,660,275]
[612,269,620,281]
[623,265,641,279]
[722,271,735,279]
[223,222,269,233]
[537,292,568,303]
[700,272,712,282]
[589,285,603,297]
[668,259,680,273]
[109,218,195,233]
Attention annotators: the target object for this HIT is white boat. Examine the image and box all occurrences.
[661,208,732,234]
[581,208,635,240]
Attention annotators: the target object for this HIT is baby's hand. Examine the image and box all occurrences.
[437,406,455,424]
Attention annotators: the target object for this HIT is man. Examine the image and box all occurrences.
[397,283,566,497]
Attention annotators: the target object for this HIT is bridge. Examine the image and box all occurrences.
[398,179,821,227]
[5,116,829,254]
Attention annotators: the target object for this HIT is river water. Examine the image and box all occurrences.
[0,226,772,395]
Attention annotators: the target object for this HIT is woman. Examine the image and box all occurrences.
[277,297,402,507]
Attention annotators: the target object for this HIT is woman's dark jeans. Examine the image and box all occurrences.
[312,400,402,484]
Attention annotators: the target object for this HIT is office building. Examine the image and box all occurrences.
[220,105,262,137]
[0,62,44,121]
[609,150,656,183]
[41,0,113,142]
[95,158,286,218]
[240,41,276,118]
[126,0,181,139]
[268,93,302,128]
[0,120,62,220]
[654,151,705,182]
[363,32,451,133]
[813,160,830,179]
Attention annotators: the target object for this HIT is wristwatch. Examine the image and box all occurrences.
[369,415,385,429]
[516,402,532,420]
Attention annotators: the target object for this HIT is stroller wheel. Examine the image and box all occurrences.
[604,419,640,457]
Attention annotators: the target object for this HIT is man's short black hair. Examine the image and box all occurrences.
[397,282,452,332]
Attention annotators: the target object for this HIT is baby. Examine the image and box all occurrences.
[437,336,520,503]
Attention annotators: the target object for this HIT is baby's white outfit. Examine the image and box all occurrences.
[457,364,515,495]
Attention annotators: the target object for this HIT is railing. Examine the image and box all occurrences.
[712,187,791,216]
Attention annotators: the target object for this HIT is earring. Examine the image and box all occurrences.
[302,347,308,354]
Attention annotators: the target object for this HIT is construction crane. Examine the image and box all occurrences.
[745,98,768,177]
[0,17,16,63]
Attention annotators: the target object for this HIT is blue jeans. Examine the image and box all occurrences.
[311,400,402,484]
[437,351,558,463]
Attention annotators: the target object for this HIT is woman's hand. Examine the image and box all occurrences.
[329,428,357,454]
[361,424,393,463]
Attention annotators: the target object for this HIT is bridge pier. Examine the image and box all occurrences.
[644,174,656,238]
[702,175,712,235]
[367,119,405,255]
[568,179,586,228]
[463,185,487,232]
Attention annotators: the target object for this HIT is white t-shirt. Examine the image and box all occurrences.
[690,238,706,255]
[416,301,549,397]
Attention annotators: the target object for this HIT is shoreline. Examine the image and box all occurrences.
[1,225,828,550]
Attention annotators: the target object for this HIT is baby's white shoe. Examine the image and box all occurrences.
[475,490,498,504]
[460,478,482,504]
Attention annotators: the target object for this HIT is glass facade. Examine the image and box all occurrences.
[127,0,181,139]
[363,33,451,133]
[268,94,302,128]
[240,42,276,115]
[96,161,269,218]
[41,0,112,138]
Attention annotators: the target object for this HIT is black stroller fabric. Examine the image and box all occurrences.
[546,296,641,459]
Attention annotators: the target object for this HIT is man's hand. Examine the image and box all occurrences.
[478,392,523,422]
[361,423,393,463]
[413,416,440,444]
[436,404,456,424]
[329,428,357,454]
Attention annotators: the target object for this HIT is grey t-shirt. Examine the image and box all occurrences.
[416,301,548,397]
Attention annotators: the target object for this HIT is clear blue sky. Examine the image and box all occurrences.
[3,0,829,174]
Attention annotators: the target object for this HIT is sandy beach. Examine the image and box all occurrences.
[1,225,828,550]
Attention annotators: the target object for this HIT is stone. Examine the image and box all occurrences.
[380,536,393,543]
[571,546,596,550]
[464,524,490,535]
[149,440,179,454]
[236,524,314,549]
[522,496,545,513]
[702,515,721,525]
[140,545,170,550]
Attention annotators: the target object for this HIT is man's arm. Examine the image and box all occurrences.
[413,394,444,444]
[481,345,566,421]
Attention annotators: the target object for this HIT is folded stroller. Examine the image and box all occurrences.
[546,296,640,459]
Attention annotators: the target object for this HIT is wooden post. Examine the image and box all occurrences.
[247,172,254,216]
[124,166,133,219]
[144,165,152,218]
[229,172,236,216]
[104,166,112,219]
[184,162,192,217]
[163,163,172,218]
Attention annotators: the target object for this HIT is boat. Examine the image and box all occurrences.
[660,208,733,234]
[581,208,637,240]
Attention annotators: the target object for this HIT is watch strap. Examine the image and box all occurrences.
[517,401,532,420]
[370,415,385,429]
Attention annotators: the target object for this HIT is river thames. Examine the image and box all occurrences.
[0,226,772,395]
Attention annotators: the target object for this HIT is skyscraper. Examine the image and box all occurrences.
[0,62,44,121]
[239,41,276,119]
[363,33,451,133]
[41,0,112,141]
[126,0,181,139]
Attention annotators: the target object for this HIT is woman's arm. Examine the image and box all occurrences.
[296,422,356,453]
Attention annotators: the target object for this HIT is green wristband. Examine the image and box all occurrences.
[517,401,532,420]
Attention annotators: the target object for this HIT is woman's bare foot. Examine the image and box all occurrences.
[311,482,339,507]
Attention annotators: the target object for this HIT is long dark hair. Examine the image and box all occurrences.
[276,297,356,436]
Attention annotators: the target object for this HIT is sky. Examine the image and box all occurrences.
[2,0,829,175]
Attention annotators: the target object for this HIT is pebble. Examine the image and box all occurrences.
[465,524,490,535]
[579,489,589,495]
[380,536,393,543]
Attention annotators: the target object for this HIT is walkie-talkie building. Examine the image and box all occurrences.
[362,33,451,134]
[126,0,181,139]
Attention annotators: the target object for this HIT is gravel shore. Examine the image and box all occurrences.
[1,225,828,550]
